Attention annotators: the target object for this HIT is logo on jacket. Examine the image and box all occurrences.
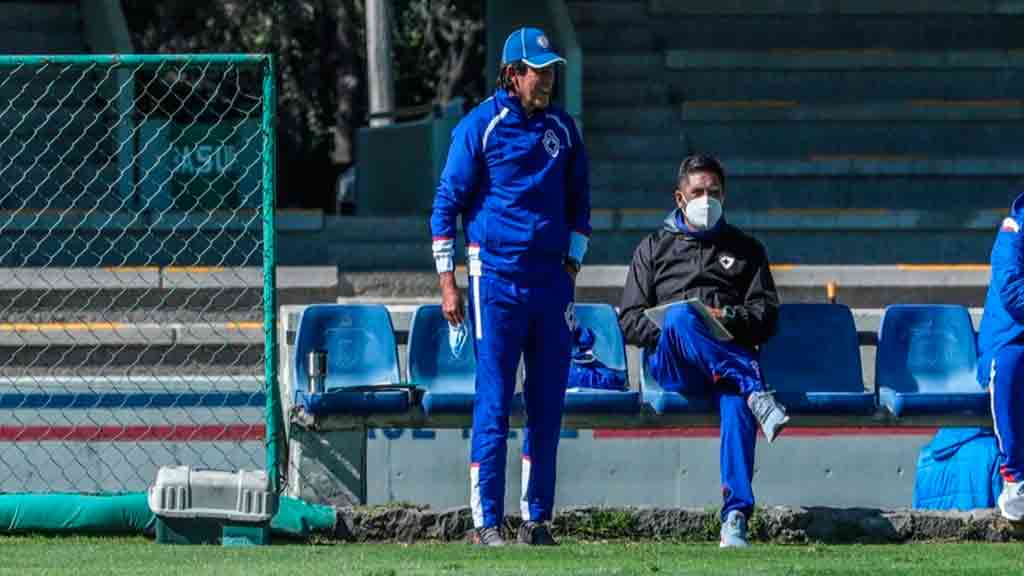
[543,129,560,158]
[565,302,577,332]
[1002,217,1020,233]
[719,254,736,270]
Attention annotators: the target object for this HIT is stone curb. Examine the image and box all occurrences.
[330,505,1024,544]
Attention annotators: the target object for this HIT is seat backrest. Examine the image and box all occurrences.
[761,303,863,394]
[407,304,476,392]
[293,304,400,392]
[575,303,626,372]
[876,304,981,394]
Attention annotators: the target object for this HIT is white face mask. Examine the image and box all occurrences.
[684,195,723,230]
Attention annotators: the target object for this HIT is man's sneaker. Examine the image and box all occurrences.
[998,480,1024,521]
[472,526,506,546]
[517,521,559,546]
[747,390,790,443]
[719,510,750,548]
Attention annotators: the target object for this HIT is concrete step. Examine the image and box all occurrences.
[0,30,86,54]
[332,265,993,308]
[587,125,1024,160]
[589,157,1024,204]
[584,52,1024,103]
[647,0,1024,15]
[575,13,1024,51]
[0,161,126,211]
[317,211,1005,268]
[0,2,81,32]
[586,227,996,265]
[590,175,1021,211]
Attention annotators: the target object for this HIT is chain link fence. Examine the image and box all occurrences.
[0,54,279,494]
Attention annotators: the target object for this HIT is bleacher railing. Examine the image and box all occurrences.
[0,54,280,495]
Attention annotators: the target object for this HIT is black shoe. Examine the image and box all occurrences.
[517,521,558,546]
[473,526,505,547]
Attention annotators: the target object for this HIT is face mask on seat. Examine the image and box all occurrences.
[684,196,723,230]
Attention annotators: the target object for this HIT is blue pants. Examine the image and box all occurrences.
[989,344,1024,483]
[648,305,764,519]
[468,272,573,529]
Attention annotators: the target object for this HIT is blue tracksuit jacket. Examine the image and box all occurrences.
[430,89,591,282]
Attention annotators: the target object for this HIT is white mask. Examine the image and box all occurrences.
[448,321,467,358]
[684,196,723,230]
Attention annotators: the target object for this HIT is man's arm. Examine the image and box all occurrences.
[995,226,1024,324]
[722,243,780,348]
[565,115,591,274]
[619,237,661,348]
[430,117,482,324]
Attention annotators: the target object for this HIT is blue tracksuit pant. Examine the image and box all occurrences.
[989,344,1024,483]
[647,305,763,519]
[468,272,573,529]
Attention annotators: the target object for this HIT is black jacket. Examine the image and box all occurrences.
[619,210,780,350]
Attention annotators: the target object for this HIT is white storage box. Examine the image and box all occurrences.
[148,466,277,522]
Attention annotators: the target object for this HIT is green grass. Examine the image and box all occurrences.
[3,536,1024,575]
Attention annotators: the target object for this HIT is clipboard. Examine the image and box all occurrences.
[643,298,734,342]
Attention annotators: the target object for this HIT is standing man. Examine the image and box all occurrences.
[430,26,591,546]
[618,154,789,548]
[978,192,1024,522]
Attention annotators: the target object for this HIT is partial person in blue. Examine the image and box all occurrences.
[977,192,1024,522]
[619,154,789,548]
[430,26,590,547]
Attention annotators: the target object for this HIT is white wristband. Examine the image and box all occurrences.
[569,231,589,265]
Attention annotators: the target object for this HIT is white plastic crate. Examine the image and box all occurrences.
[148,466,277,522]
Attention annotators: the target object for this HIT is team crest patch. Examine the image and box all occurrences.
[543,129,560,158]
[1002,217,1020,233]
[537,35,550,49]
[719,254,736,270]
[565,302,577,332]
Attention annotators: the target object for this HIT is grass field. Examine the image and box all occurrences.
[3,537,1024,575]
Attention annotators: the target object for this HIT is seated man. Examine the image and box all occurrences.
[618,154,789,548]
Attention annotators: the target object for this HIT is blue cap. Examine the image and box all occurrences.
[501,27,566,68]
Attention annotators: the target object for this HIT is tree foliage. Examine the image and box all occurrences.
[123,0,484,209]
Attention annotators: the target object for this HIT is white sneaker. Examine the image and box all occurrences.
[719,510,750,548]
[999,480,1024,521]
[747,391,790,443]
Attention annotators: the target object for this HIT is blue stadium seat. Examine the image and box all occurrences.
[760,303,875,414]
[408,304,476,415]
[876,304,987,417]
[561,303,640,414]
[292,304,410,415]
[640,348,715,415]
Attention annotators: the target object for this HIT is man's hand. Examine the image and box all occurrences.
[564,258,580,286]
[708,307,725,319]
[439,271,465,325]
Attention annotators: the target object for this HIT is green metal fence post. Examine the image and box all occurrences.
[261,54,282,493]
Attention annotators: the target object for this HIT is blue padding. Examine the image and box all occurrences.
[879,389,989,417]
[640,349,715,415]
[562,303,638,413]
[761,303,875,414]
[0,391,264,410]
[407,305,476,415]
[876,304,986,417]
[574,304,627,372]
[564,389,641,413]
[293,304,406,415]
[295,388,409,416]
